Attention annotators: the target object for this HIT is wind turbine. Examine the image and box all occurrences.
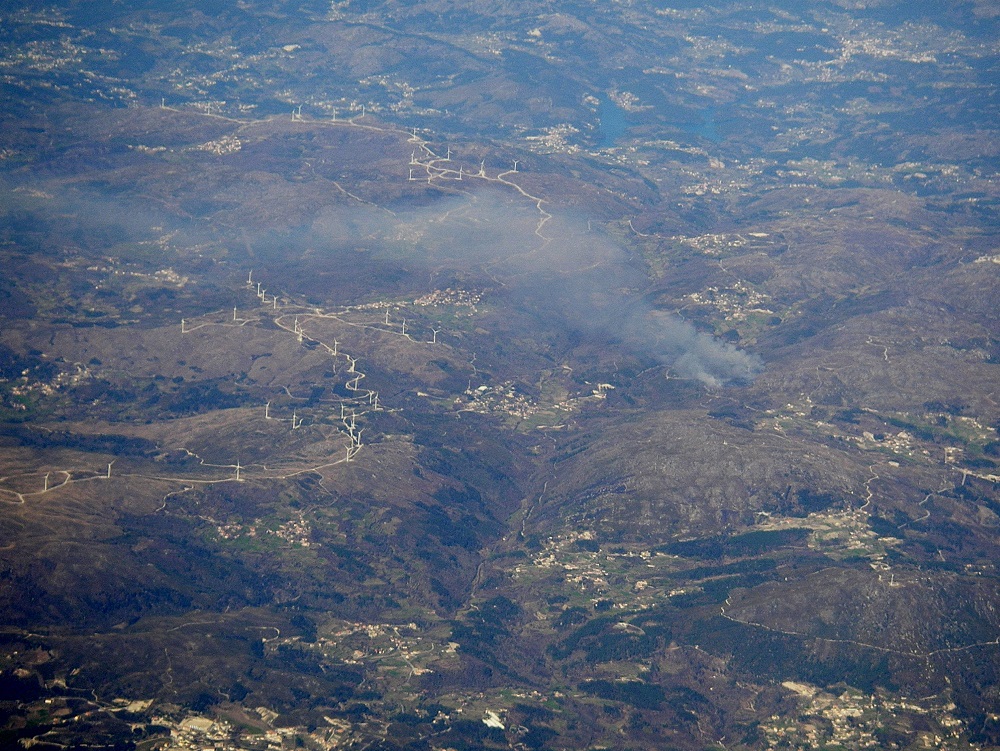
[446,146,451,161]
[385,309,391,325]
[181,319,186,333]
[513,160,519,172]
[107,461,114,479]
[247,270,253,285]
[43,473,49,492]
[233,307,238,321]
[265,401,271,419]
[479,160,486,177]
[235,461,242,482]
[430,328,440,344]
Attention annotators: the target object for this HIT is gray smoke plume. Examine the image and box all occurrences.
[312,189,761,387]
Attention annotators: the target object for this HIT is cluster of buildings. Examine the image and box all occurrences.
[213,516,315,548]
[762,682,970,750]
